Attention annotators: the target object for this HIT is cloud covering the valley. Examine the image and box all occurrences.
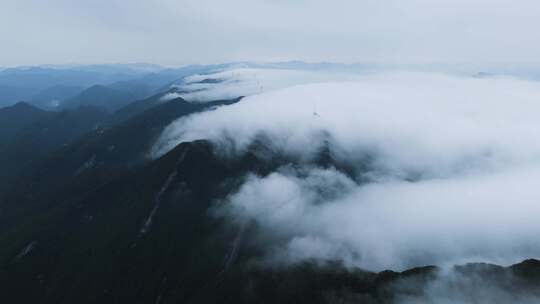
[221,166,540,271]
[153,70,540,271]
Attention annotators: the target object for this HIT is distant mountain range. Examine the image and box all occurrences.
[0,102,52,145]
[4,61,540,108]
[0,63,237,109]
[59,85,137,112]
[0,61,385,109]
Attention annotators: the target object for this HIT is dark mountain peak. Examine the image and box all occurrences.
[0,101,52,145]
[510,259,540,278]
[3,101,43,112]
[71,85,121,101]
[11,100,32,107]
[61,84,130,112]
[516,258,540,267]
[194,78,225,84]
[53,104,107,122]
[84,84,113,92]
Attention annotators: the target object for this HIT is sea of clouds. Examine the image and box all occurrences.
[171,67,365,102]
[152,68,540,272]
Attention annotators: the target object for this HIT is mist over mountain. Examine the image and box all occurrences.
[0,62,539,303]
[153,69,540,271]
[3,1,540,302]
[0,63,241,109]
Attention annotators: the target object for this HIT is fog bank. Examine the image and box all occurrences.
[153,71,540,271]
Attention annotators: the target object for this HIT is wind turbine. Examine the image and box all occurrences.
[313,103,320,117]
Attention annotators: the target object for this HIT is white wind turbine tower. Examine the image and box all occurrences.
[313,102,320,118]
[254,72,263,94]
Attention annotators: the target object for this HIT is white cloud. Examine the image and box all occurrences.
[159,92,182,102]
[153,72,540,177]
[224,166,540,271]
[153,70,540,271]
[175,67,362,102]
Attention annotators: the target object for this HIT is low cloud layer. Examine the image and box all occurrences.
[173,67,362,102]
[221,166,540,271]
[153,71,540,271]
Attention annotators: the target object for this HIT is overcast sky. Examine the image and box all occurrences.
[1,0,540,66]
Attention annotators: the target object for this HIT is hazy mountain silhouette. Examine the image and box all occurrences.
[0,102,52,145]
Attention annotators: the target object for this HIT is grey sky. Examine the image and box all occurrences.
[1,0,539,66]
